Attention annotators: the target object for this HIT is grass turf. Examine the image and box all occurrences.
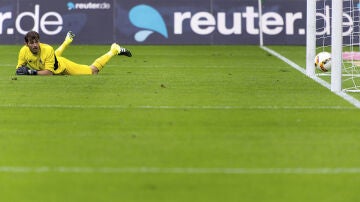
[1,45,360,202]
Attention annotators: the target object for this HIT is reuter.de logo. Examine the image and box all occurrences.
[67,1,111,10]
[128,4,315,43]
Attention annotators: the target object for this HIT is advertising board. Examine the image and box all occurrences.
[0,0,343,45]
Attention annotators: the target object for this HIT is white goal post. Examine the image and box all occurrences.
[330,0,343,92]
[306,0,317,78]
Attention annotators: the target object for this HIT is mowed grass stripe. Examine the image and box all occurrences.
[0,103,355,110]
[2,166,360,174]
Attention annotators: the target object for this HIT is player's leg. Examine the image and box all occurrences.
[58,43,132,75]
[58,57,93,75]
[90,43,132,74]
[55,31,75,57]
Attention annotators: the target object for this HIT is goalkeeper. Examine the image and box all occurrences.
[15,31,132,75]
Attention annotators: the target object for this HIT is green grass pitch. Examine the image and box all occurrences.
[1,44,360,202]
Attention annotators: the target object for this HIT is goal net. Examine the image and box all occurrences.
[307,0,360,92]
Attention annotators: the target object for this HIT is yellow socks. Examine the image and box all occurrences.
[91,52,114,70]
[55,31,75,56]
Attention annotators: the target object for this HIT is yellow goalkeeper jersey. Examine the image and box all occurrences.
[16,43,64,74]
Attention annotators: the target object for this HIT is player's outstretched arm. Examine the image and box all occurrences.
[16,66,37,75]
[15,66,53,75]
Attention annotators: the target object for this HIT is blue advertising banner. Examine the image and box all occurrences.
[115,0,260,45]
[115,0,306,45]
[0,0,345,45]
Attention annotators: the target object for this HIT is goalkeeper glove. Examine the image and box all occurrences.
[16,66,37,75]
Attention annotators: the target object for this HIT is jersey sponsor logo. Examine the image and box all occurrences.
[129,4,168,42]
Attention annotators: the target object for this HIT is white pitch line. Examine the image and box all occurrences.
[260,46,360,109]
[1,166,360,174]
[0,104,354,110]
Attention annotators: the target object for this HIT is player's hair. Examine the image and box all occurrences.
[24,31,40,43]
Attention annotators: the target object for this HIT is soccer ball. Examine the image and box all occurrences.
[314,51,331,72]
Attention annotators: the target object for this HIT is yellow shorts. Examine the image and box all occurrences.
[56,57,92,75]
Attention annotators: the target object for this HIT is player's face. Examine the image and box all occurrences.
[26,39,40,54]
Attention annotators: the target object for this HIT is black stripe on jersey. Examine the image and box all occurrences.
[54,56,58,70]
